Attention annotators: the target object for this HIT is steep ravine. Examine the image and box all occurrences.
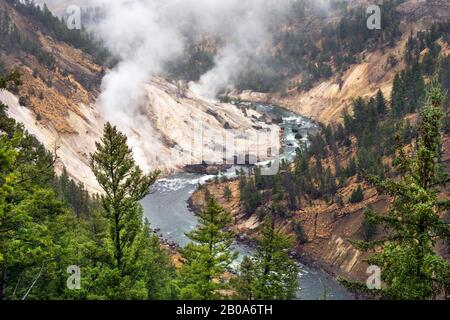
[190,174,378,285]
[142,103,354,300]
[231,0,450,124]
[0,76,281,192]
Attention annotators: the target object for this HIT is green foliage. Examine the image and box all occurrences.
[0,69,21,89]
[349,185,364,204]
[223,186,232,202]
[0,71,76,300]
[232,215,299,300]
[391,63,425,117]
[90,122,168,299]
[177,197,237,300]
[0,9,55,68]
[362,209,376,241]
[239,171,262,215]
[1,71,178,299]
[51,167,98,218]
[376,89,387,115]
[232,256,255,300]
[350,76,450,300]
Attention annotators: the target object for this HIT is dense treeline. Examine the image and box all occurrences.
[169,0,404,92]
[0,72,174,300]
[51,168,99,219]
[235,25,449,252]
[233,71,449,300]
[6,0,112,66]
[322,0,402,55]
[284,0,402,89]
[344,76,450,299]
[0,9,55,68]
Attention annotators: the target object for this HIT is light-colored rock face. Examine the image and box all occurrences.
[1,77,279,193]
[233,0,450,125]
[234,35,408,124]
[1,89,104,192]
[138,78,280,172]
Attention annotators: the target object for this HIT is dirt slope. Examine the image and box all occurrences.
[234,0,450,124]
[0,1,280,191]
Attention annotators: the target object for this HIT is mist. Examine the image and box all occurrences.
[79,1,289,168]
[90,0,294,100]
[77,0,338,171]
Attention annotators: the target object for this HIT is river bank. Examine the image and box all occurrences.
[141,102,354,300]
[188,178,372,292]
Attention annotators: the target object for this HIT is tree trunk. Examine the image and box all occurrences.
[115,212,122,272]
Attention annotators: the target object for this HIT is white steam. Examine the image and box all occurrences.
[92,0,290,102]
[83,0,291,169]
[85,0,322,170]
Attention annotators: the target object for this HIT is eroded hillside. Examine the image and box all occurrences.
[233,0,450,124]
[0,0,280,192]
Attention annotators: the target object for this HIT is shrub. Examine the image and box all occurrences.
[349,185,364,204]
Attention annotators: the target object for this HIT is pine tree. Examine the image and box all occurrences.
[391,73,406,117]
[223,186,232,202]
[350,76,450,299]
[90,123,159,271]
[240,176,262,215]
[233,256,255,300]
[251,214,299,300]
[353,97,367,134]
[90,122,161,298]
[177,197,237,299]
[346,157,357,177]
[0,71,65,300]
[376,89,387,115]
[349,185,364,204]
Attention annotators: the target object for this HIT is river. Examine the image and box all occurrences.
[141,102,353,300]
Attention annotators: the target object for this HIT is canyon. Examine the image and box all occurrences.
[1,0,448,295]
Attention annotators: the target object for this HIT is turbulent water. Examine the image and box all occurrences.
[141,103,353,300]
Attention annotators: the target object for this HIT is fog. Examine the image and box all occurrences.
[38,0,338,170]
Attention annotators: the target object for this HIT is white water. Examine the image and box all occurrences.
[141,103,353,300]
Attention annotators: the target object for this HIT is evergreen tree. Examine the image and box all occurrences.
[177,197,237,299]
[283,172,298,211]
[223,186,232,202]
[233,256,255,300]
[0,71,61,300]
[376,89,387,115]
[240,176,262,215]
[349,185,364,204]
[350,76,450,300]
[251,214,299,300]
[0,72,93,300]
[90,123,159,271]
[352,97,367,134]
[346,157,357,177]
[90,122,161,299]
[391,73,406,117]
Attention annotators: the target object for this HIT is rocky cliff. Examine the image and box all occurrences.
[233,0,450,124]
[0,0,279,192]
